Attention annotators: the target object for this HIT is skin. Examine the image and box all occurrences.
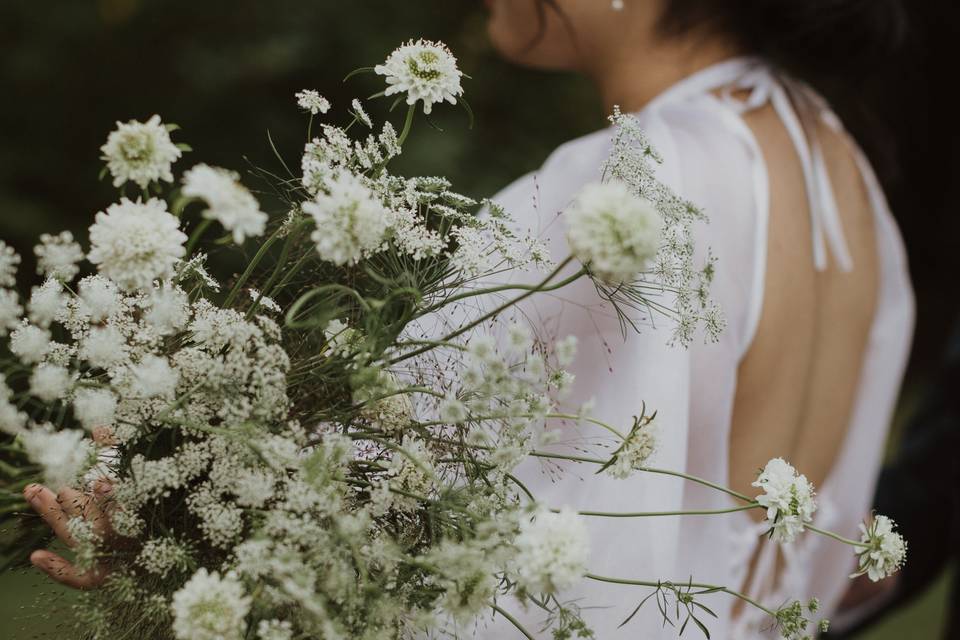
[25,425,114,589]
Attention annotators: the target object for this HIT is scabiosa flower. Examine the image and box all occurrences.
[374,39,464,115]
[27,278,67,328]
[87,198,187,291]
[29,363,72,402]
[181,164,267,244]
[514,507,589,594]
[171,568,251,640]
[101,114,182,189]
[0,288,23,336]
[303,172,390,266]
[854,515,907,582]
[566,180,663,284]
[295,89,330,116]
[76,275,122,323]
[753,457,817,544]
[0,241,20,287]
[34,231,84,282]
[21,425,92,489]
[72,388,118,430]
[9,323,52,364]
[131,355,180,398]
[605,416,657,479]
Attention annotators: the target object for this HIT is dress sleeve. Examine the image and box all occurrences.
[480,101,766,638]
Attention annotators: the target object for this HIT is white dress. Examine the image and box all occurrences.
[476,58,914,638]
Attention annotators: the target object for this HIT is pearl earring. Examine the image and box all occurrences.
[612,0,625,10]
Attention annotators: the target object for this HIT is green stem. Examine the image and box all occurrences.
[566,503,759,518]
[396,104,416,147]
[807,524,868,548]
[223,224,285,307]
[184,218,214,256]
[491,603,536,640]
[390,257,583,365]
[584,573,776,617]
[638,467,755,504]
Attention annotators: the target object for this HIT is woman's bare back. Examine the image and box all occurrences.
[729,100,880,507]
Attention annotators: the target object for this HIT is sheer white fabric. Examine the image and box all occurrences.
[473,58,914,639]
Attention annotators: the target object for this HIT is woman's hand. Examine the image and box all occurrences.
[23,479,113,589]
[23,426,116,589]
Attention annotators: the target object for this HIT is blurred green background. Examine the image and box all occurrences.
[0,1,955,638]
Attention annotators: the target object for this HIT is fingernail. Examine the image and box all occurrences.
[24,484,40,502]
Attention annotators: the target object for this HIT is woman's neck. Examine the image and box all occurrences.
[588,35,743,114]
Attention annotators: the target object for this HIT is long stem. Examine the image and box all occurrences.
[184,218,214,256]
[397,104,416,147]
[223,224,285,307]
[807,524,868,548]
[390,258,583,365]
[491,603,536,640]
[584,573,776,617]
[566,504,759,518]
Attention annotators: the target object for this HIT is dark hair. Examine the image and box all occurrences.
[535,0,910,186]
[658,0,908,84]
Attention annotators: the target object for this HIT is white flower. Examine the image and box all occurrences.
[100,114,182,189]
[0,241,21,287]
[0,288,23,336]
[855,515,907,582]
[131,355,179,398]
[566,180,663,284]
[171,568,251,640]
[78,275,122,322]
[88,198,187,291]
[181,164,267,244]
[34,231,84,282]
[375,39,464,115]
[257,619,293,640]
[439,396,468,424]
[247,289,281,313]
[295,89,330,115]
[72,388,118,430]
[605,417,658,479]
[9,323,52,364]
[351,98,372,128]
[304,172,390,266]
[137,537,192,578]
[29,364,72,402]
[1,376,28,436]
[21,425,92,489]
[753,458,817,544]
[515,507,589,594]
[506,323,533,354]
[80,325,127,368]
[145,285,190,334]
[27,278,67,327]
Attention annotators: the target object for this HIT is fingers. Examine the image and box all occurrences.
[91,426,115,446]
[29,550,106,590]
[24,484,75,546]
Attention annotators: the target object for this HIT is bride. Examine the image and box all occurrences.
[476,0,913,637]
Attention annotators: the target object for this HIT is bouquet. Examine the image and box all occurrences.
[0,40,905,640]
